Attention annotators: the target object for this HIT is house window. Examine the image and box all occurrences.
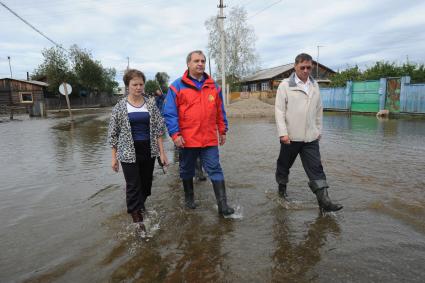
[250,84,257,92]
[261,82,270,91]
[20,92,33,103]
[242,85,248,92]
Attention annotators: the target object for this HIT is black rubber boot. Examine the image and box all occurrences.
[278,184,288,199]
[183,179,197,209]
[212,180,235,216]
[309,180,343,213]
[195,158,207,181]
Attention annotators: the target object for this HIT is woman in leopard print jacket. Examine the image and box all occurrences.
[108,69,168,227]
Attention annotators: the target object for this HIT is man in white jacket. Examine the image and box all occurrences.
[275,53,342,213]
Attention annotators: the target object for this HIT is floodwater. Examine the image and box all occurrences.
[1,110,424,282]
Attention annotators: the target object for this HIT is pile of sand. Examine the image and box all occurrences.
[225,98,275,118]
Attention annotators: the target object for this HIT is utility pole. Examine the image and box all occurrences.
[126,56,130,70]
[7,56,12,78]
[208,54,212,77]
[316,45,324,79]
[218,0,227,105]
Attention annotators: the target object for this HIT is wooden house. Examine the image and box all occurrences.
[0,78,48,117]
[240,60,335,92]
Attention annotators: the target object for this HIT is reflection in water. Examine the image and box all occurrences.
[271,208,340,282]
[101,212,234,282]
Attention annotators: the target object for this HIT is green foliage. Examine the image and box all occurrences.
[155,72,169,93]
[329,65,362,87]
[144,80,159,95]
[32,47,72,93]
[330,61,425,87]
[31,45,118,96]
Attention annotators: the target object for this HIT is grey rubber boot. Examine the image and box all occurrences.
[212,180,235,216]
[309,180,343,213]
[183,179,197,209]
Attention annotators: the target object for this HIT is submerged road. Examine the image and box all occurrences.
[0,103,424,282]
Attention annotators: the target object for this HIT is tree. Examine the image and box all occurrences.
[144,80,158,95]
[32,46,73,94]
[205,6,260,90]
[155,72,169,93]
[32,44,118,96]
[329,65,362,87]
[329,61,425,87]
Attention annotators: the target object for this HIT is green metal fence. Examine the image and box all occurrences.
[351,80,380,112]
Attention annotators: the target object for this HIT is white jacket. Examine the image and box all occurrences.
[275,73,322,142]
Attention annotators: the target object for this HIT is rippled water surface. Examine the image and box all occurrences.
[1,110,424,282]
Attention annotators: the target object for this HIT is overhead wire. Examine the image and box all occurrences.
[0,1,66,50]
[248,0,283,19]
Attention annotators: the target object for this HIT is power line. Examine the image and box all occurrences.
[0,1,65,50]
[248,0,283,19]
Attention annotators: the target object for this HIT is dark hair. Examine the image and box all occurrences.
[123,69,146,86]
[186,50,206,64]
[295,53,313,64]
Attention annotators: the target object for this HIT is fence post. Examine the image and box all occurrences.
[378,77,387,110]
[345,81,353,111]
[399,76,411,112]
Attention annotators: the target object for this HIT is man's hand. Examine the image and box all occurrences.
[219,134,226,146]
[280,135,291,144]
[174,136,185,148]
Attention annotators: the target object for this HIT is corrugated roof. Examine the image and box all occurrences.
[0,78,49,87]
[242,63,294,82]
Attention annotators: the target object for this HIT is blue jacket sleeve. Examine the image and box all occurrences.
[163,86,180,138]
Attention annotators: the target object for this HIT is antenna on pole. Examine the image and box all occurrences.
[316,45,324,79]
[7,56,13,78]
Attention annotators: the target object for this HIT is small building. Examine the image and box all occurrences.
[0,78,48,117]
[240,61,335,92]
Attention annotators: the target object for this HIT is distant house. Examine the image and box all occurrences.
[240,61,336,92]
[0,78,48,117]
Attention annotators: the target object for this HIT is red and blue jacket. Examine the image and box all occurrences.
[163,70,228,148]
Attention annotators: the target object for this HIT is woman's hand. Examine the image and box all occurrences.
[160,153,169,167]
[112,157,119,172]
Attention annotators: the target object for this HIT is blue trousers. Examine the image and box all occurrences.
[179,146,224,181]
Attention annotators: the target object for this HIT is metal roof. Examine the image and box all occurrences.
[0,78,49,87]
[241,63,294,82]
[241,61,336,83]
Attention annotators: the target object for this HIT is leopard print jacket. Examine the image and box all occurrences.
[107,95,166,163]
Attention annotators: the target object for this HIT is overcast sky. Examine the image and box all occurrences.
[1,0,424,85]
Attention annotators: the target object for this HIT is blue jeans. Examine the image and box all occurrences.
[179,146,224,181]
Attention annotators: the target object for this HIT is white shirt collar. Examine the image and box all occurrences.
[294,74,312,96]
[294,74,311,85]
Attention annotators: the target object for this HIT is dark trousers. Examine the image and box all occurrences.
[121,141,155,213]
[276,139,326,185]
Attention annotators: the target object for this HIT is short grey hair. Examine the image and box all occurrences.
[186,50,206,64]
[295,53,313,64]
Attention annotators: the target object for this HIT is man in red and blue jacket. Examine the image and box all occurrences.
[163,50,234,216]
